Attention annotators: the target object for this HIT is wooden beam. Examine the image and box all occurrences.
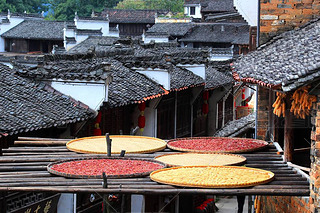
[284,95,294,162]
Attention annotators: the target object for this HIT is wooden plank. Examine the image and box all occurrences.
[14,140,68,146]
[0,186,309,196]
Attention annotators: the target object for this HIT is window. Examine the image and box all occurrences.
[190,7,195,15]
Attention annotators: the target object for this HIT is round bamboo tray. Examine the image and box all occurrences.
[150,166,274,188]
[155,153,246,167]
[47,157,166,179]
[167,137,269,153]
[66,135,167,154]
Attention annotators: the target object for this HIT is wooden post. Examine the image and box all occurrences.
[103,172,111,213]
[237,195,245,213]
[106,133,112,157]
[120,150,126,157]
[284,96,294,162]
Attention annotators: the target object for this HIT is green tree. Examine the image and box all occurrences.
[0,0,48,13]
[115,0,184,12]
[48,0,121,20]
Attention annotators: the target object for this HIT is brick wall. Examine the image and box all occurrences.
[310,94,320,212]
[258,196,310,212]
[260,0,320,44]
[257,86,270,139]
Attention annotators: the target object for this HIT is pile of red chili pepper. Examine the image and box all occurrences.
[168,138,267,152]
[51,159,164,176]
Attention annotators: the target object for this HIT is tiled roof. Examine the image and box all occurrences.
[16,56,167,108]
[205,11,247,23]
[146,23,193,37]
[68,36,209,65]
[0,64,95,136]
[2,20,67,40]
[170,66,205,91]
[101,9,161,24]
[201,0,235,12]
[232,18,320,92]
[205,64,233,90]
[76,29,102,36]
[179,23,250,45]
[213,114,255,137]
[68,36,130,55]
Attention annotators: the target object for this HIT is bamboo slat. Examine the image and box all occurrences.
[0,138,310,196]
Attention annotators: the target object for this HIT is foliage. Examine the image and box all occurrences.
[49,0,121,20]
[0,0,48,14]
[115,0,184,12]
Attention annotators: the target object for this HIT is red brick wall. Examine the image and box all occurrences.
[310,94,320,212]
[260,0,320,44]
[258,196,310,213]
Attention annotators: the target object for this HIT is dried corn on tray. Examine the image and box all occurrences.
[66,135,166,154]
[155,153,246,167]
[150,166,274,188]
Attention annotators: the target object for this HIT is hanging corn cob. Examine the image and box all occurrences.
[272,92,287,117]
[290,86,317,119]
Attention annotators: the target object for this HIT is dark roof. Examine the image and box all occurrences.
[76,29,102,36]
[146,23,193,37]
[171,66,205,90]
[205,11,247,23]
[232,18,320,92]
[0,64,95,136]
[16,56,168,108]
[213,113,255,137]
[179,23,250,45]
[68,36,209,65]
[2,20,66,40]
[68,36,128,55]
[205,64,233,89]
[201,0,235,12]
[101,9,160,24]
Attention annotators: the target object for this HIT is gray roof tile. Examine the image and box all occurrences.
[2,20,67,40]
[146,23,193,37]
[0,64,95,136]
[233,18,320,92]
[213,114,255,137]
[179,23,250,44]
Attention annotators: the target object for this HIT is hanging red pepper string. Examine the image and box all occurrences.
[138,102,146,132]
[202,91,209,115]
[93,111,102,136]
[242,88,246,100]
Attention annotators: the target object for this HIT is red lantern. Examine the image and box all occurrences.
[138,102,146,111]
[93,111,102,136]
[203,91,209,100]
[93,123,102,136]
[202,91,209,115]
[202,103,209,115]
[93,128,102,136]
[138,115,145,128]
[242,88,245,100]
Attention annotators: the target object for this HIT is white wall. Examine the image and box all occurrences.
[144,36,169,44]
[75,19,109,36]
[234,0,258,26]
[184,4,202,19]
[177,64,206,80]
[108,30,120,37]
[137,68,170,90]
[0,17,24,52]
[75,34,89,44]
[51,81,104,110]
